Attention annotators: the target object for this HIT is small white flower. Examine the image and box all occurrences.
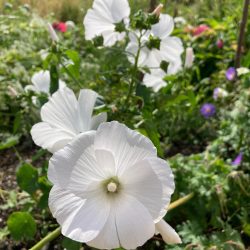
[25,70,66,94]
[174,16,186,25]
[48,121,178,249]
[31,87,107,153]
[143,69,166,92]
[83,0,130,47]
[184,47,194,68]
[47,23,59,42]
[236,67,250,76]
[126,14,183,70]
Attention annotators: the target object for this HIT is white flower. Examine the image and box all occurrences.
[236,67,250,76]
[25,70,66,94]
[83,0,130,47]
[48,121,179,249]
[31,87,107,153]
[213,87,228,100]
[184,47,194,68]
[143,69,166,92]
[174,16,186,25]
[126,14,183,70]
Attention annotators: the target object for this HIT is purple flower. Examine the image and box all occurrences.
[232,153,243,166]
[226,67,236,81]
[200,103,216,118]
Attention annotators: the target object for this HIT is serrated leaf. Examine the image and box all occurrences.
[7,212,36,240]
[16,163,39,195]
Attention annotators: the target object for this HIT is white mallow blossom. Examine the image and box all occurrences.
[31,87,107,153]
[236,67,250,76]
[126,14,183,70]
[48,121,181,249]
[83,0,130,47]
[25,70,66,94]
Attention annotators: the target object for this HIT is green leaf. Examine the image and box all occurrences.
[7,212,36,240]
[0,135,19,150]
[16,163,39,195]
[62,236,81,250]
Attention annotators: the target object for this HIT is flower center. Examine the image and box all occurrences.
[103,176,120,194]
[114,20,126,33]
[107,182,117,192]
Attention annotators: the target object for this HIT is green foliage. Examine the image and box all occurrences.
[7,212,36,241]
[16,163,39,195]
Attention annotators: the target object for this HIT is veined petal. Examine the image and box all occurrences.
[115,193,155,249]
[87,208,120,249]
[49,186,110,243]
[91,112,107,130]
[30,122,74,153]
[78,89,98,132]
[41,87,80,134]
[48,131,96,187]
[152,14,174,40]
[94,121,156,168]
[155,220,182,244]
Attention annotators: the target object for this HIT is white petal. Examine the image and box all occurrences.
[48,131,96,186]
[143,48,162,68]
[91,112,107,130]
[120,158,163,220]
[155,220,182,244]
[30,122,74,153]
[120,157,174,221]
[87,208,120,249]
[41,87,80,134]
[31,70,50,93]
[115,193,155,249]
[160,37,184,64]
[95,149,116,177]
[167,58,183,75]
[77,89,98,131]
[152,14,174,40]
[49,185,110,243]
[143,69,166,92]
[94,121,156,168]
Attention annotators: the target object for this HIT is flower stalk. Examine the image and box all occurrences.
[30,193,194,250]
[235,0,250,68]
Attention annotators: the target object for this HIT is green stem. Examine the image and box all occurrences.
[29,227,61,250]
[125,32,142,105]
[167,193,194,211]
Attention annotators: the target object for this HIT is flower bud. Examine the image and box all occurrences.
[152,4,164,17]
[216,39,224,49]
[47,23,59,42]
[184,47,194,68]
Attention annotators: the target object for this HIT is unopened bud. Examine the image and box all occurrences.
[152,4,164,17]
[184,47,194,68]
[47,23,59,42]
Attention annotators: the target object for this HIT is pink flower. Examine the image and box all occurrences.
[192,25,209,36]
[52,22,67,33]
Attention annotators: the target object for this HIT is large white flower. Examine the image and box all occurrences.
[83,0,130,47]
[31,87,107,153]
[25,70,66,94]
[48,121,180,249]
[143,69,167,92]
[126,14,183,70]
